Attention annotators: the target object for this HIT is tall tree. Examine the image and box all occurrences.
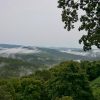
[58,0,100,51]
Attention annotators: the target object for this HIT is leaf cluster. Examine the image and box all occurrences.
[58,0,100,51]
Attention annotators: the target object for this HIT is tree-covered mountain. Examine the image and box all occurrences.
[0,57,47,78]
[0,44,100,78]
[0,44,100,62]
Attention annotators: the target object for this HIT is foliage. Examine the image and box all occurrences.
[0,61,100,100]
[90,76,100,100]
[47,62,94,100]
[19,78,44,100]
[81,61,100,81]
[0,78,47,100]
[58,0,100,51]
[34,70,51,81]
[0,80,15,100]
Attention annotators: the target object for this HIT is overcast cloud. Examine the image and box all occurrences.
[0,0,84,48]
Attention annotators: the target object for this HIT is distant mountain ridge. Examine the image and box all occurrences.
[0,44,100,61]
[0,44,22,48]
[0,44,99,77]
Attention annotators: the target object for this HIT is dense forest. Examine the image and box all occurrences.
[0,61,100,100]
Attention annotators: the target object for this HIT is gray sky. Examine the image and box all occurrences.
[0,0,84,48]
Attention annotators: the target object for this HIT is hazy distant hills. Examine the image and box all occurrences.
[0,44,100,62]
[0,44,100,77]
[0,44,21,48]
[0,44,83,66]
[56,47,100,60]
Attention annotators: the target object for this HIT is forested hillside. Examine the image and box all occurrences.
[0,57,47,78]
[0,61,100,100]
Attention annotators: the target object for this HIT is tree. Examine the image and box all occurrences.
[20,78,44,100]
[0,81,15,100]
[58,0,100,51]
[47,62,94,100]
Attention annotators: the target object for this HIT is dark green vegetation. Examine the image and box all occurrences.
[58,0,100,51]
[91,76,100,100]
[0,61,100,100]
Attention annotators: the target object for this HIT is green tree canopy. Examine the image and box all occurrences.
[58,0,100,51]
[47,62,94,100]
